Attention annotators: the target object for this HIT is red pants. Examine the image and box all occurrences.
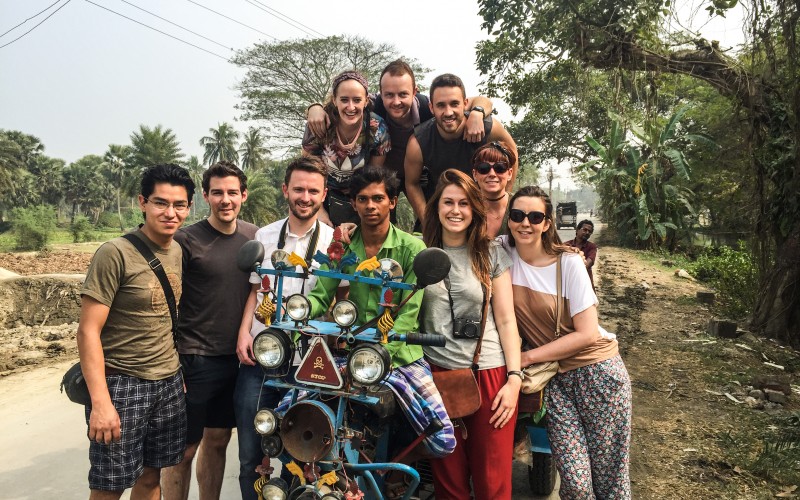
[429,363,518,500]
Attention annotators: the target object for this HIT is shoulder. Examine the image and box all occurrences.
[237,220,259,237]
[393,226,426,251]
[560,251,585,271]
[489,240,512,267]
[413,118,435,137]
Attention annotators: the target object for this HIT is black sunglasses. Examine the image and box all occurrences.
[474,162,510,175]
[508,209,546,225]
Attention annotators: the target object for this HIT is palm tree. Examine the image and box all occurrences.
[200,122,240,166]
[102,144,134,231]
[63,155,112,224]
[238,127,270,172]
[130,124,184,171]
[183,155,206,218]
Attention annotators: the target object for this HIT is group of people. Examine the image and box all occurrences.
[76,60,630,500]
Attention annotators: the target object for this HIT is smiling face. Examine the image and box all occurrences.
[138,182,189,245]
[334,79,368,129]
[380,72,415,122]
[438,184,473,241]
[507,195,551,247]
[204,175,247,228]
[430,86,466,137]
[352,182,396,230]
[473,161,512,198]
[283,170,327,222]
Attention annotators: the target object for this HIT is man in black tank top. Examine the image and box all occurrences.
[404,73,519,231]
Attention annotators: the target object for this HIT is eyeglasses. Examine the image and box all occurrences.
[145,198,190,213]
[508,209,546,225]
[474,162,511,175]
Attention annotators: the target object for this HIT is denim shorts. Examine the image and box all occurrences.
[86,371,186,491]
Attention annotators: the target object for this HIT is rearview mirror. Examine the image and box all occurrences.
[412,247,450,288]
[237,240,265,273]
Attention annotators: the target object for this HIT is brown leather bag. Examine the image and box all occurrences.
[431,281,491,418]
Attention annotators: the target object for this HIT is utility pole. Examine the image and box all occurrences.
[547,166,555,199]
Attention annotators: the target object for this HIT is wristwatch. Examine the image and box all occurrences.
[471,105,486,117]
[507,370,523,380]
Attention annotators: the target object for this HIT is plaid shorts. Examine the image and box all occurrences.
[85,371,186,491]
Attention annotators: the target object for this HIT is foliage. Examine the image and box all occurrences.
[70,216,94,243]
[237,161,286,227]
[62,155,113,224]
[129,124,184,171]
[200,122,240,166]
[10,205,56,251]
[749,412,800,481]
[231,35,428,149]
[238,127,270,172]
[688,242,758,320]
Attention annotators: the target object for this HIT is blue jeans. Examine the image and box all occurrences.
[233,363,291,500]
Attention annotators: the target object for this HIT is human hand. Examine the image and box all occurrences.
[336,223,357,244]
[237,330,255,366]
[463,110,486,143]
[307,104,329,139]
[489,379,520,429]
[88,401,121,445]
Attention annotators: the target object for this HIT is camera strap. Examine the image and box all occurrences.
[444,275,491,372]
[277,219,320,295]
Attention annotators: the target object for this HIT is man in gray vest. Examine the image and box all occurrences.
[405,73,518,232]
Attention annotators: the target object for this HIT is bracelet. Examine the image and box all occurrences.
[507,370,523,380]
[305,102,323,116]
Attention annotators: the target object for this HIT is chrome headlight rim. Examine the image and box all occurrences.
[347,344,391,386]
[331,299,357,328]
[285,294,311,322]
[254,408,279,436]
[261,477,288,500]
[252,328,291,369]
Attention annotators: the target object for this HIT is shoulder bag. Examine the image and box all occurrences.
[60,233,179,405]
[431,279,491,418]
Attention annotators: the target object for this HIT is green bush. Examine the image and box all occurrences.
[96,211,121,229]
[10,205,57,251]
[689,242,758,320]
[70,216,95,243]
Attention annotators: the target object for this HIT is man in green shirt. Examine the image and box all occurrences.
[306,165,456,460]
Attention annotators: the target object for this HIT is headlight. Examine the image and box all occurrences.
[261,477,288,500]
[253,329,291,369]
[347,344,391,385]
[254,409,278,436]
[285,294,311,322]
[261,434,284,457]
[331,300,357,328]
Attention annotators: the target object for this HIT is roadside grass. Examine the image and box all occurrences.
[0,227,121,252]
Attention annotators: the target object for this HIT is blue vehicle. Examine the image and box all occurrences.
[236,240,450,500]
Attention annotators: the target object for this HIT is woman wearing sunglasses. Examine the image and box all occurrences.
[421,169,522,499]
[471,140,516,237]
[502,185,632,499]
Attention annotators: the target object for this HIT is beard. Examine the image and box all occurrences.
[290,201,321,221]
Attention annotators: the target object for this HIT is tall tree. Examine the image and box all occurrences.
[129,124,184,172]
[231,36,428,148]
[102,144,134,231]
[199,122,240,166]
[63,155,112,224]
[183,155,206,218]
[476,0,800,344]
[0,130,47,220]
[238,127,269,172]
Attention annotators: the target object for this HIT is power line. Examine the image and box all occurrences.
[0,0,64,39]
[84,0,229,61]
[185,0,276,41]
[0,0,72,49]
[117,0,234,52]
[246,0,325,38]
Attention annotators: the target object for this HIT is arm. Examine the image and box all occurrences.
[486,119,520,191]
[236,284,259,365]
[306,103,329,139]
[520,304,601,366]
[76,296,120,445]
[583,243,597,269]
[307,268,340,319]
[464,95,494,143]
[404,135,427,224]
[487,270,521,429]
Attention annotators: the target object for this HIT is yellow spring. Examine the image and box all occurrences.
[253,475,268,499]
[256,297,276,326]
[377,309,394,343]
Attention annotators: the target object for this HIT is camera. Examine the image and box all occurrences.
[453,317,481,339]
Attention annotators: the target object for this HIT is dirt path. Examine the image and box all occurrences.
[0,246,797,498]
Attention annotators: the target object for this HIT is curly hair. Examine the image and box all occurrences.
[423,169,492,290]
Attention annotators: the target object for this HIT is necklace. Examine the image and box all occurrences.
[336,125,362,153]
[485,192,508,202]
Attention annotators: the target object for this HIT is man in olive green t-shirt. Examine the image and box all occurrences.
[77,164,194,500]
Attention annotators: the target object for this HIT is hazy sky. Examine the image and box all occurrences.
[1,0,746,189]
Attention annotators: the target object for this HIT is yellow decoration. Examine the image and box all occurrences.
[256,296,276,326]
[254,476,268,499]
[288,252,308,269]
[356,256,380,272]
[377,308,394,343]
[285,461,306,486]
[317,471,339,487]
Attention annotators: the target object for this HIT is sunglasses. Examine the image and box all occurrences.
[474,162,511,175]
[508,209,546,225]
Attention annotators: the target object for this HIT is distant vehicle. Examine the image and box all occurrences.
[556,201,578,229]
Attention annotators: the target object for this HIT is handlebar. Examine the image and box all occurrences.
[397,333,447,347]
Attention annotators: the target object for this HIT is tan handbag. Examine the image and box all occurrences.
[432,281,492,418]
[520,254,564,394]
